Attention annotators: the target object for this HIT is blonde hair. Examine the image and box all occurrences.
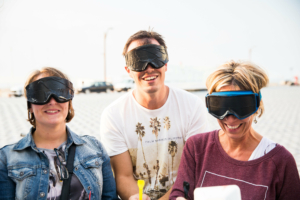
[24,67,75,127]
[206,60,269,118]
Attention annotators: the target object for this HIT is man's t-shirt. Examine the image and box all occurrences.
[100,86,210,199]
[39,143,89,200]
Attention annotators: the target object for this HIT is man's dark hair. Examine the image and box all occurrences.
[122,30,167,56]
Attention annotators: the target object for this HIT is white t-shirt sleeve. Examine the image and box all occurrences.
[100,108,128,157]
[185,95,210,141]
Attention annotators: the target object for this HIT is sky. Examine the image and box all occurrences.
[0,0,300,89]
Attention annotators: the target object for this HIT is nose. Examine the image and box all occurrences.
[224,114,237,121]
[48,97,57,104]
[144,64,155,72]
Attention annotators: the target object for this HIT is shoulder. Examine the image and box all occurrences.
[0,144,16,160]
[186,130,217,150]
[76,135,109,157]
[187,130,216,144]
[73,135,110,164]
[169,86,200,101]
[69,128,103,150]
[101,92,132,115]
[268,145,300,184]
[168,86,205,109]
[78,135,103,150]
[270,145,296,165]
[0,143,16,152]
[0,133,34,164]
[0,135,29,154]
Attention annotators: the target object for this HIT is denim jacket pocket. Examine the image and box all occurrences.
[81,156,103,169]
[7,165,37,199]
[79,155,104,196]
[8,166,37,181]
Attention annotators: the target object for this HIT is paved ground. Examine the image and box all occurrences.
[1,86,300,173]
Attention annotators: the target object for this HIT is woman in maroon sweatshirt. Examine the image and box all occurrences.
[170,61,300,200]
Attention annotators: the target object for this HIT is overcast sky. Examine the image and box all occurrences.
[0,0,299,88]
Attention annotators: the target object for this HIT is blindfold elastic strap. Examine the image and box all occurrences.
[27,101,31,109]
[257,91,262,108]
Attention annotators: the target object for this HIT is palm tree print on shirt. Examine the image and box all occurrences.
[168,141,178,184]
[163,117,171,130]
[150,117,161,189]
[163,116,171,188]
[136,122,151,184]
[158,162,169,187]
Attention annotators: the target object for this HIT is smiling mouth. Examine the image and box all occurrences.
[226,124,242,130]
[45,110,59,114]
[142,75,158,81]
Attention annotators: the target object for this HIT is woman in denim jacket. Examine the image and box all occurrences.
[0,67,118,200]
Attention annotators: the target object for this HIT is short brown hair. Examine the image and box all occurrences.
[24,67,75,127]
[122,30,167,56]
[206,60,269,118]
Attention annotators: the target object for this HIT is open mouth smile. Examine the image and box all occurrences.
[45,110,60,114]
[226,124,242,130]
[142,75,158,81]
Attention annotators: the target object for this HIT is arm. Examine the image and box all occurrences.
[169,140,196,200]
[110,151,150,200]
[101,148,119,200]
[0,150,16,199]
[277,153,300,199]
[185,97,210,140]
[158,186,172,200]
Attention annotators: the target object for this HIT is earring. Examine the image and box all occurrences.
[254,116,257,124]
[69,110,71,114]
[29,112,32,119]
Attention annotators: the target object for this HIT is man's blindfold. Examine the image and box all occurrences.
[125,44,169,72]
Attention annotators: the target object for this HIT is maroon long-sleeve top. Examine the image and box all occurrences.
[170,130,300,200]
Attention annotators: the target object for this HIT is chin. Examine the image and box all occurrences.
[225,130,247,140]
[142,86,160,94]
[45,118,66,126]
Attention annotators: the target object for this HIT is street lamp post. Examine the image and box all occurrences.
[104,28,113,82]
[249,46,256,61]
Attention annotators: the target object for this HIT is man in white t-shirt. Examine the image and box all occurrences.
[100,30,210,200]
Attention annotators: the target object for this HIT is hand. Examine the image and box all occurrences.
[129,193,151,200]
[176,197,187,200]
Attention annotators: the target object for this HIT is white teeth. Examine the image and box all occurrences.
[46,111,58,113]
[144,76,156,81]
[227,124,240,129]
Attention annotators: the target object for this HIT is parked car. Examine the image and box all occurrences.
[78,81,114,93]
[114,79,135,92]
[9,85,23,97]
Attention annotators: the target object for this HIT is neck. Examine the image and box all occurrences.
[33,123,68,149]
[133,85,169,109]
[218,128,262,160]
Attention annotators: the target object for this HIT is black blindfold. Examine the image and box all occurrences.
[125,44,169,72]
[26,76,74,105]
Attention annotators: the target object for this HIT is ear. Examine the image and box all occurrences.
[125,66,133,78]
[164,63,168,72]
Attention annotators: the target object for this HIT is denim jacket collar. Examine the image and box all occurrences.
[12,126,85,151]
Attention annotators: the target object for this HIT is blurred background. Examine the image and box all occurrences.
[0,0,300,96]
[1,0,300,173]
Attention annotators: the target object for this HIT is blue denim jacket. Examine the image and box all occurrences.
[0,126,119,200]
